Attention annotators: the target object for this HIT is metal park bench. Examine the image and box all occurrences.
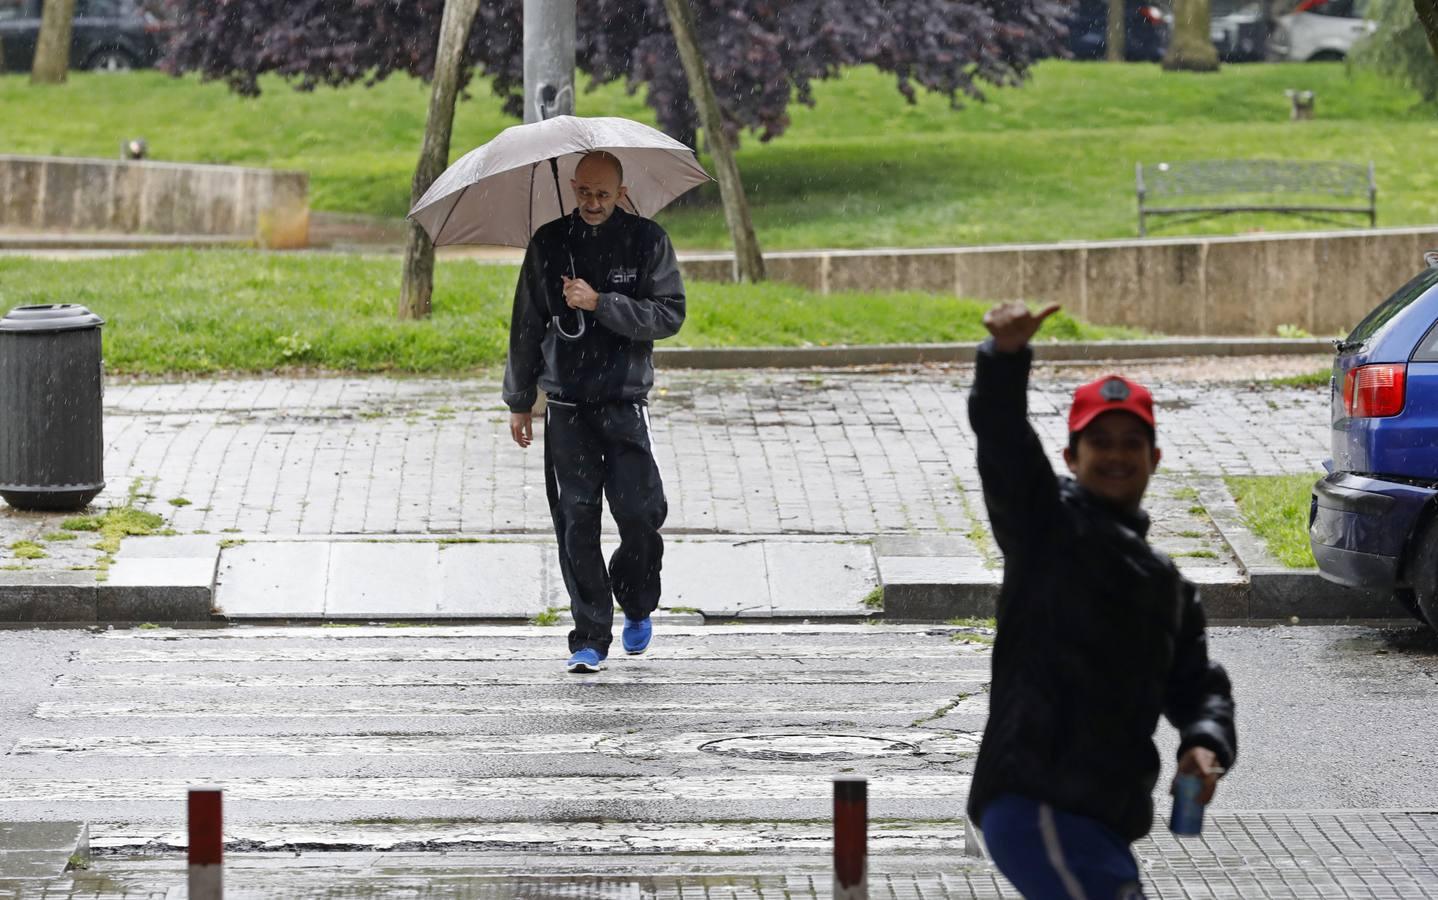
[1135,159,1376,237]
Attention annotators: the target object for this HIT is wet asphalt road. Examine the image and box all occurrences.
[1,620,1435,845]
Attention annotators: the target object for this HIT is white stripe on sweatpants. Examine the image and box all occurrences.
[545,406,562,503]
[1038,803,1089,900]
[640,403,664,481]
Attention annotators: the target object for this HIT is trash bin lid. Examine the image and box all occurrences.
[0,304,105,333]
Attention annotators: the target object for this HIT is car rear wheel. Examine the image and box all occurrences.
[1405,520,1438,630]
[85,48,136,72]
[1393,588,1428,625]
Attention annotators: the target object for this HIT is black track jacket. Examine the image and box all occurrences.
[965,341,1237,843]
[503,207,685,412]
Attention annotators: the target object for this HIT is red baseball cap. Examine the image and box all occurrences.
[1068,374,1156,435]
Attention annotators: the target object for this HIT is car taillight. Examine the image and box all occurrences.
[1343,364,1407,418]
[1138,5,1164,23]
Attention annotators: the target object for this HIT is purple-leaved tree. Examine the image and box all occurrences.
[160,0,1070,147]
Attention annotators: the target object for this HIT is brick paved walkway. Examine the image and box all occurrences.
[0,363,1329,576]
[100,366,1327,536]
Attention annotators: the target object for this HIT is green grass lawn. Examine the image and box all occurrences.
[0,251,1139,375]
[2,62,1433,249]
[1225,474,1319,567]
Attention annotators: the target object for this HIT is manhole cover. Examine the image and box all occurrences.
[698,734,918,761]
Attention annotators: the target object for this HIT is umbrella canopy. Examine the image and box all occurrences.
[408,115,712,248]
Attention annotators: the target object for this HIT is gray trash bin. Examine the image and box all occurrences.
[0,304,106,511]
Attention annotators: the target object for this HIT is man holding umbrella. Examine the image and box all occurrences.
[503,150,686,673]
[409,117,709,673]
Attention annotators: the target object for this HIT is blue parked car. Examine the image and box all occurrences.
[1311,256,1438,630]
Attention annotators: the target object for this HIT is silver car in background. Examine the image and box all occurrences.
[1267,0,1377,61]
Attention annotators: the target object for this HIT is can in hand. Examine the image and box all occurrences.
[1170,773,1204,835]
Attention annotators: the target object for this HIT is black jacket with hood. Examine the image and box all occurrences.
[965,341,1237,843]
[503,207,685,412]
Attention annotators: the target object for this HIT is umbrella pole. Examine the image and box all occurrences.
[549,158,565,220]
[548,155,586,342]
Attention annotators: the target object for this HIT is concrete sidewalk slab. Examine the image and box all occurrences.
[216,542,328,618]
[0,821,87,882]
[637,540,767,617]
[208,536,880,621]
[439,542,548,617]
[878,556,998,621]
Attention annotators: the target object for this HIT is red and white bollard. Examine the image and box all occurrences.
[833,776,868,900]
[188,788,223,900]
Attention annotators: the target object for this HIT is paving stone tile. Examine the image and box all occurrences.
[214,542,329,618]
[436,542,546,618]
[104,557,215,588]
[661,541,769,616]
[764,541,877,615]
[325,542,440,618]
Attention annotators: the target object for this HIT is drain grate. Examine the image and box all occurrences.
[699,734,918,761]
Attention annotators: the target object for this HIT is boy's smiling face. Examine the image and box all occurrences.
[1063,410,1161,512]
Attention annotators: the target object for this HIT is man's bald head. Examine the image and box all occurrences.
[571,151,628,226]
[575,151,624,184]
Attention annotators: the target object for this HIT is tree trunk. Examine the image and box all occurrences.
[1163,0,1220,71]
[30,0,76,84]
[1414,0,1438,61]
[660,0,765,283]
[1107,0,1126,61]
[398,0,481,321]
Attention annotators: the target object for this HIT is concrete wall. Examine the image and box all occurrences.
[0,155,309,249]
[679,227,1438,336]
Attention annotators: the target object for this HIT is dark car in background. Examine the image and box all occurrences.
[0,0,168,72]
[1066,0,1169,61]
[1209,0,1269,62]
[1310,258,1438,633]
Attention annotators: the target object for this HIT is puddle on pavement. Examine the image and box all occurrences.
[1332,625,1438,657]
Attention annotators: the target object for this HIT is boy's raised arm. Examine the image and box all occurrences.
[968,302,1064,556]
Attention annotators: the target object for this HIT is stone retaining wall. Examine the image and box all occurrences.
[0,155,309,249]
[679,226,1438,336]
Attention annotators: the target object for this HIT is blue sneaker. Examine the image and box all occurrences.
[621,616,652,655]
[566,647,605,673]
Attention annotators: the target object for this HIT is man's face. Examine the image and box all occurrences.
[571,159,626,226]
[1062,410,1161,512]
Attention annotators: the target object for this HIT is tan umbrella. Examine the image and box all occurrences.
[408,115,712,248]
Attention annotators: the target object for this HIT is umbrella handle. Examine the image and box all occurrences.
[552,312,586,342]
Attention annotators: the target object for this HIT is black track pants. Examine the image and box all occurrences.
[543,399,667,654]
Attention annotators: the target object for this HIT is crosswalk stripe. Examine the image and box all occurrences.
[0,774,971,804]
[75,645,990,663]
[87,820,968,854]
[98,624,974,640]
[11,730,980,758]
[55,670,990,688]
[34,698,971,719]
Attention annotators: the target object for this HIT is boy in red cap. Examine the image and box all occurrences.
[966,301,1237,899]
